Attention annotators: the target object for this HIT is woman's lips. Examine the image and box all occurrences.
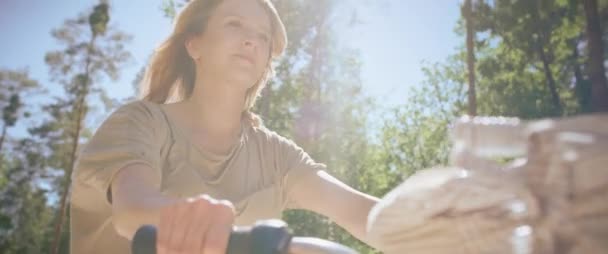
[234,54,254,65]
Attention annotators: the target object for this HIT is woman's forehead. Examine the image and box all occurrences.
[212,0,271,30]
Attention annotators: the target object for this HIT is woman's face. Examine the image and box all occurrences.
[187,0,272,91]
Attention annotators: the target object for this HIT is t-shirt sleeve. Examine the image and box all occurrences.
[73,101,164,204]
[267,130,327,209]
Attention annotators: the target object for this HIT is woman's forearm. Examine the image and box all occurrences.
[332,191,381,248]
[290,170,382,249]
[110,163,178,240]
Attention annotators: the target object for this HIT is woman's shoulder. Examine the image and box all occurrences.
[112,100,162,119]
[74,100,168,197]
[92,100,169,139]
[101,100,166,126]
[248,123,299,150]
[249,123,280,141]
[79,100,171,164]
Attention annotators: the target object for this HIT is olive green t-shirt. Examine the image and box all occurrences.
[69,100,326,254]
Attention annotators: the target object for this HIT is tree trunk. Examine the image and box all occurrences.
[464,0,477,116]
[530,2,563,116]
[50,34,96,254]
[537,41,563,116]
[583,0,608,112]
[572,39,592,112]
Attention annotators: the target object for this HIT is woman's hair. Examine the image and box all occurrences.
[139,0,287,127]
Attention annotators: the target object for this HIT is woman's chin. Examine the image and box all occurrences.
[227,73,258,90]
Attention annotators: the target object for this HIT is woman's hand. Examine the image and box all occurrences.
[110,164,235,253]
[157,195,235,254]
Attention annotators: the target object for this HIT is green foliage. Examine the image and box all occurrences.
[473,0,588,117]
[0,69,40,136]
[0,139,54,254]
[11,1,131,253]
[2,95,21,127]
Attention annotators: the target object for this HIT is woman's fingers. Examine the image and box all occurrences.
[167,200,193,253]
[158,204,176,254]
[202,199,236,254]
[156,195,235,254]
[182,196,212,253]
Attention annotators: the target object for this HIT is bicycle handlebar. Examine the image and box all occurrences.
[131,219,358,254]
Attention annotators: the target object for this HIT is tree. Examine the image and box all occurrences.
[0,70,45,253]
[474,0,580,116]
[582,0,608,111]
[0,138,54,254]
[463,0,477,116]
[471,0,597,117]
[33,1,132,253]
[0,70,39,154]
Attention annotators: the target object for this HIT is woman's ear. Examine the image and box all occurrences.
[185,35,201,61]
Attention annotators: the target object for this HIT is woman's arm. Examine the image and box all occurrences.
[288,169,381,248]
[110,163,235,254]
[110,162,175,239]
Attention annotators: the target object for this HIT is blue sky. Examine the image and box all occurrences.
[0,0,462,126]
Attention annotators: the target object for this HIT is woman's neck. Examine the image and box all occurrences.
[184,81,246,140]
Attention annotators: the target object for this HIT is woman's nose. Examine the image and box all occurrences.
[243,37,255,48]
[243,39,254,48]
[242,31,257,49]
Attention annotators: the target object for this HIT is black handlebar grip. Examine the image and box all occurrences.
[131,224,157,254]
[225,226,251,254]
[131,219,292,254]
[250,220,292,254]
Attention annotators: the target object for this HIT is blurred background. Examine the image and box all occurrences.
[1,0,607,253]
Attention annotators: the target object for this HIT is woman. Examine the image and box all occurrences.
[70,0,379,253]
